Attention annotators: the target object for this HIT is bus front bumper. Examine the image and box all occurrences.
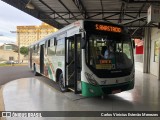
[81,80,134,97]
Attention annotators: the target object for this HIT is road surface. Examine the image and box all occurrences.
[0,65,34,86]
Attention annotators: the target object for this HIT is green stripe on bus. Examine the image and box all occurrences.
[81,81,103,97]
[81,80,134,97]
[48,66,54,80]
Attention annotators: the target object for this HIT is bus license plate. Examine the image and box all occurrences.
[112,89,121,94]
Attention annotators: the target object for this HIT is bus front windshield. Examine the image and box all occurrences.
[86,33,134,71]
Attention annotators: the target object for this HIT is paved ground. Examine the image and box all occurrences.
[0,65,61,92]
[0,65,35,86]
[1,70,160,120]
[0,64,160,120]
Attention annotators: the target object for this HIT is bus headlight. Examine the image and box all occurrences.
[85,72,98,85]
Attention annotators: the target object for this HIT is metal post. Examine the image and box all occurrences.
[74,35,78,94]
[18,32,20,63]
[143,28,151,73]
[158,42,160,80]
[10,31,20,64]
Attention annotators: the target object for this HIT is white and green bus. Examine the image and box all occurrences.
[28,20,135,97]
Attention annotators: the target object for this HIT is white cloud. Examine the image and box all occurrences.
[0,0,42,44]
[0,1,42,25]
[0,36,16,44]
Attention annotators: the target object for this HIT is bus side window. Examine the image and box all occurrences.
[54,37,57,46]
[48,38,56,56]
[56,38,65,56]
[45,41,47,48]
[48,40,50,47]
[67,39,74,63]
[33,45,35,51]
[47,40,50,55]
[33,45,36,55]
[37,44,39,55]
[45,41,48,55]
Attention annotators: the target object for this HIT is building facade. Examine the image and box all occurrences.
[0,44,19,62]
[17,23,58,47]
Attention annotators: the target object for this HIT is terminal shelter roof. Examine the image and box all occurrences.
[2,0,160,38]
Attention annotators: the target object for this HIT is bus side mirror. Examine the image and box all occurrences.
[81,37,86,49]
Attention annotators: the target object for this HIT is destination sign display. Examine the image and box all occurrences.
[84,21,123,33]
[99,60,112,64]
[95,24,122,33]
[96,64,112,69]
[96,64,115,69]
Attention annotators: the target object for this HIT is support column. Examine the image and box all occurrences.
[143,28,151,73]
[158,42,160,80]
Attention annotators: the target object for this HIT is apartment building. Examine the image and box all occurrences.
[17,23,58,47]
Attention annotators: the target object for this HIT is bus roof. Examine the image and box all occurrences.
[29,20,126,46]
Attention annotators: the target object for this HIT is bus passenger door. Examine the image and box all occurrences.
[74,34,81,94]
[40,44,44,74]
[65,34,81,94]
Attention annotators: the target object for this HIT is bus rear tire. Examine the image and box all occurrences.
[34,65,39,76]
[58,73,67,92]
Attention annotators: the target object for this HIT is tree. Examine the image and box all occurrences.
[20,46,28,56]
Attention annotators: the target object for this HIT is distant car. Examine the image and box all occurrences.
[6,60,18,64]
[14,60,18,64]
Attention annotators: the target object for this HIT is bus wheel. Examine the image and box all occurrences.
[34,65,39,76]
[58,73,67,92]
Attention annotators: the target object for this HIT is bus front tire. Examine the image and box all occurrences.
[58,73,67,92]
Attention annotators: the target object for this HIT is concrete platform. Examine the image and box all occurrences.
[0,70,160,120]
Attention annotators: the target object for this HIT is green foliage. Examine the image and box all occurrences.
[20,46,28,56]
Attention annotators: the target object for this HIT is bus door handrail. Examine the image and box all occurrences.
[67,59,74,67]
[68,71,75,81]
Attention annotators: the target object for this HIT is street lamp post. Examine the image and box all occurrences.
[10,31,20,63]
[17,32,20,64]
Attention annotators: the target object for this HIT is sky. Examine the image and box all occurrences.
[0,0,42,45]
